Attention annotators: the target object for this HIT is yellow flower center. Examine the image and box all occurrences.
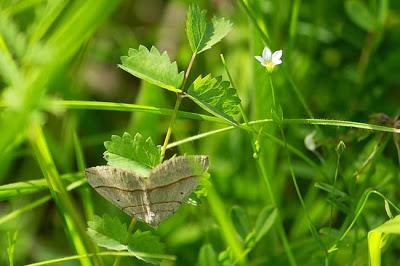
[265,61,275,72]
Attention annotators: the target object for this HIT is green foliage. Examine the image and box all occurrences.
[119,46,184,92]
[87,214,128,251]
[186,74,240,125]
[271,104,284,125]
[186,5,232,54]
[345,0,376,32]
[128,230,165,264]
[198,244,218,266]
[254,206,277,243]
[104,132,162,176]
[230,206,251,241]
[88,215,165,265]
[7,231,18,266]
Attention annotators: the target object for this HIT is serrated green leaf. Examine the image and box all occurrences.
[103,132,161,176]
[254,206,277,243]
[198,244,218,266]
[345,1,376,32]
[119,45,184,92]
[128,230,165,265]
[186,74,240,125]
[230,206,251,241]
[186,5,232,54]
[87,214,128,251]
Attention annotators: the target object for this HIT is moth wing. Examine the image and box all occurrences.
[146,155,209,225]
[85,166,149,222]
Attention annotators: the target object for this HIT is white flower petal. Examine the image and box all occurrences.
[272,50,283,62]
[262,47,271,60]
[272,58,282,65]
[255,56,264,64]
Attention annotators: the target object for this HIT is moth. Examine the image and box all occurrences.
[85,155,209,227]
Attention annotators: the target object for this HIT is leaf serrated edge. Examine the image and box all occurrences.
[119,45,184,92]
[186,75,240,125]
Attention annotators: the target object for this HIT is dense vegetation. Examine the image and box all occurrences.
[0,0,399,265]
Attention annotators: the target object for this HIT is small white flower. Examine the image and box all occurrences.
[255,47,283,72]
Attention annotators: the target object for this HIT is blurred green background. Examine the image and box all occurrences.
[1,0,400,265]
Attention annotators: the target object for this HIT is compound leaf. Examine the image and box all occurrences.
[119,45,184,92]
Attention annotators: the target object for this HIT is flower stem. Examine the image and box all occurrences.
[268,74,276,109]
[221,54,296,265]
[160,52,196,158]
[269,72,329,263]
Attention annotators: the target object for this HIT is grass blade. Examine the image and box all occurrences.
[28,123,94,266]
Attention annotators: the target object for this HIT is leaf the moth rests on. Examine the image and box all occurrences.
[119,45,184,92]
[87,214,129,251]
[103,132,161,177]
[186,74,240,125]
[186,5,232,54]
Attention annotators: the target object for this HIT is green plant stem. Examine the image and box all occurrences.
[1,101,400,133]
[330,151,342,227]
[268,74,276,109]
[25,251,176,266]
[289,0,301,44]
[73,132,95,221]
[56,100,224,123]
[161,95,183,158]
[160,52,197,158]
